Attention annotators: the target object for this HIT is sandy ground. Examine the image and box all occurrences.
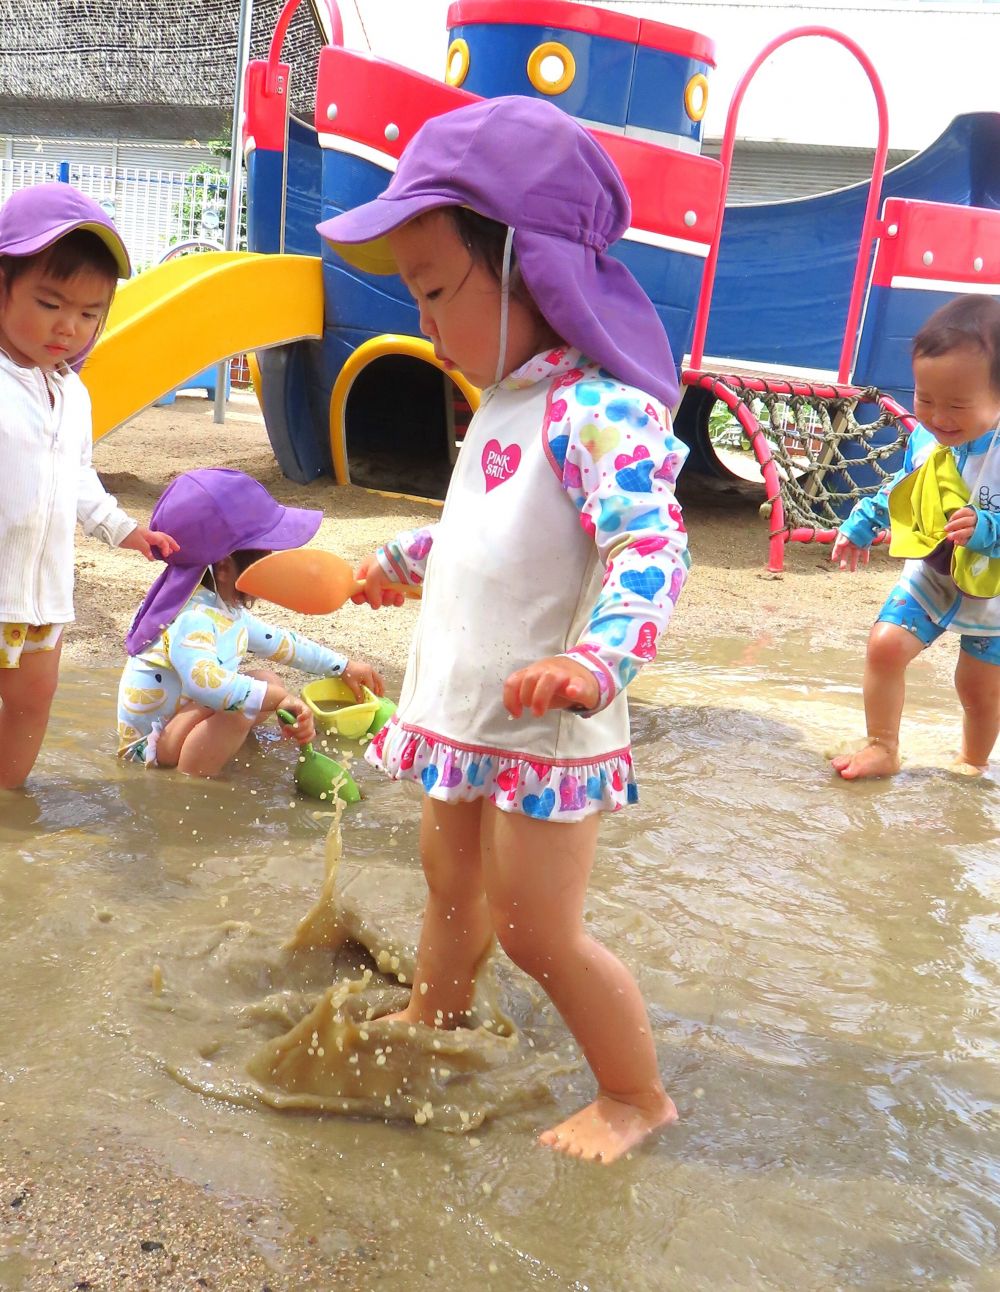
[4,391,908,1291]
[73,390,902,680]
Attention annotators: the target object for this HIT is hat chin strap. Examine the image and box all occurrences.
[495,226,515,386]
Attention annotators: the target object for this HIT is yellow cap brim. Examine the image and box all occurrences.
[327,235,398,276]
[75,221,131,279]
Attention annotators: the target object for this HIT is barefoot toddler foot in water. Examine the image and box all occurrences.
[949,757,989,777]
[539,1090,678,1164]
[831,737,901,780]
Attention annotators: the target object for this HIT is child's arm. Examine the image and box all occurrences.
[76,421,177,558]
[118,524,179,561]
[524,388,689,715]
[167,607,305,725]
[375,526,436,587]
[350,526,437,609]
[832,433,922,569]
[242,611,385,699]
[167,608,274,718]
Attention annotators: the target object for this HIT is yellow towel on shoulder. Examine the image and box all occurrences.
[888,445,1000,598]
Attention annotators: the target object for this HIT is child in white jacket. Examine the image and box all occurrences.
[0,183,176,789]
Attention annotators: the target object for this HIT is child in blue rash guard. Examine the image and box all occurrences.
[118,468,382,778]
[832,294,1000,779]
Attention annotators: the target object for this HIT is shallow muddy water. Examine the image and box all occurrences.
[1,636,998,1290]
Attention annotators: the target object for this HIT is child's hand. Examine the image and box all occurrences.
[340,660,385,699]
[830,533,869,572]
[120,525,180,561]
[944,506,978,547]
[504,656,600,718]
[352,555,408,609]
[276,696,315,745]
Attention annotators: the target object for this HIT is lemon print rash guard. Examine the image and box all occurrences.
[117,586,347,761]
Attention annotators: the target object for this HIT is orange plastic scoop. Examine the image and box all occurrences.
[235,549,419,614]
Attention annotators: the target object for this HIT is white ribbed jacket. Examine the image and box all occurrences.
[0,351,136,625]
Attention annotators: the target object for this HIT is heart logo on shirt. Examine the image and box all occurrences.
[482,440,521,492]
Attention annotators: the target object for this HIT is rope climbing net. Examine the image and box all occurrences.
[684,371,919,572]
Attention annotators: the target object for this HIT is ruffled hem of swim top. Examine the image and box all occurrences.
[365,717,637,821]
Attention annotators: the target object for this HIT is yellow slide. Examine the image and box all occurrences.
[82,251,324,440]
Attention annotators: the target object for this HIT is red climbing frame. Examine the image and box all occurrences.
[683,370,917,573]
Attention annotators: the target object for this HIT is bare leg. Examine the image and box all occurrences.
[832,622,924,779]
[384,797,494,1027]
[482,804,675,1163]
[155,671,290,777]
[0,640,62,789]
[953,649,1000,772]
[155,703,256,777]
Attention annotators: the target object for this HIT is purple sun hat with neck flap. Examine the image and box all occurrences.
[0,182,132,370]
[125,469,322,655]
[316,95,679,408]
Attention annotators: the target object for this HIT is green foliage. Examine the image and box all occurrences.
[708,398,750,452]
[170,161,247,247]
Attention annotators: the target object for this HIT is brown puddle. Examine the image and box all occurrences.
[1,642,998,1290]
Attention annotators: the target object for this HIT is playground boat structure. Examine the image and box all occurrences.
[87,0,1000,571]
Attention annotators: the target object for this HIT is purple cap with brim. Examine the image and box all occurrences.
[0,182,131,279]
[316,95,679,408]
[125,469,322,655]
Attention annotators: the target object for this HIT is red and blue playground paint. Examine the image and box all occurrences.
[240,0,1000,489]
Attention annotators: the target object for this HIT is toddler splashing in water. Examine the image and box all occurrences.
[318,97,689,1162]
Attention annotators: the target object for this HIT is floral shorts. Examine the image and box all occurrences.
[0,622,63,668]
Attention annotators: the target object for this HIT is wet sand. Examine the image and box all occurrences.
[1,392,956,1290]
[72,390,910,678]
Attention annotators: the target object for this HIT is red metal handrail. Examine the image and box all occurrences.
[688,26,890,385]
[266,0,344,94]
[684,368,913,571]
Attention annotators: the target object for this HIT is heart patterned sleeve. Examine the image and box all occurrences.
[544,371,691,712]
[375,524,438,586]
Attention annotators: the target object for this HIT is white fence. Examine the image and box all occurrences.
[0,159,246,272]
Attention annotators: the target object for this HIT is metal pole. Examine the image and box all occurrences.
[214,0,254,424]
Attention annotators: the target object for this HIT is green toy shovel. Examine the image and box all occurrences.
[277,709,361,804]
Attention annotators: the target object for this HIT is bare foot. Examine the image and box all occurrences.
[538,1090,677,1164]
[949,757,988,777]
[831,738,900,780]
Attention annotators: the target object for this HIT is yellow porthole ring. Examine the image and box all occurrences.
[445,38,470,87]
[329,335,481,487]
[526,41,576,97]
[684,73,709,123]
